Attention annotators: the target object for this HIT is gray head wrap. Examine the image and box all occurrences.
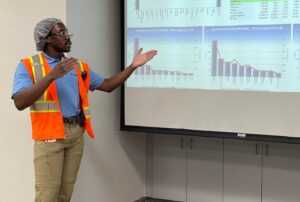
[34,18,63,51]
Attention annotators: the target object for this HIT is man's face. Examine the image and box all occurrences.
[47,22,72,52]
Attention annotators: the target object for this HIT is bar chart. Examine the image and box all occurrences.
[127,0,223,27]
[133,0,222,10]
[125,24,300,92]
[211,40,282,79]
[204,25,291,91]
[294,24,300,80]
[126,27,202,88]
[133,38,194,79]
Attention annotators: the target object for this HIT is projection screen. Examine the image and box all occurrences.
[121,0,300,143]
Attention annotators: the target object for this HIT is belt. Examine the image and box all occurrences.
[63,115,80,125]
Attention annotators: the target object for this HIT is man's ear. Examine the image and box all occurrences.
[44,36,51,43]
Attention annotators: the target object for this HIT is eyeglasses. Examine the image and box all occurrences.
[48,30,73,38]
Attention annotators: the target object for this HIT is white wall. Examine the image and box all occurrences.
[0,0,146,202]
[0,1,66,201]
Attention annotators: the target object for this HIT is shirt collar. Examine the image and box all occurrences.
[42,52,66,64]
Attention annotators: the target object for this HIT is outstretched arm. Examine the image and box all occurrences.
[97,48,157,92]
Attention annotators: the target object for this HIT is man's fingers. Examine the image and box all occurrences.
[55,57,77,73]
[136,48,143,55]
[60,58,78,69]
[61,57,77,65]
[145,51,157,59]
[145,50,157,57]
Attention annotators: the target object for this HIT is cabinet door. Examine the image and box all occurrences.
[262,142,300,202]
[187,136,223,202]
[152,134,187,201]
[224,139,262,202]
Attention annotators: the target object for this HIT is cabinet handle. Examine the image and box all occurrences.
[180,138,184,149]
[265,144,269,156]
[190,138,193,150]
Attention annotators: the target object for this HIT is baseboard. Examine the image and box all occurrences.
[133,196,149,202]
[133,196,181,202]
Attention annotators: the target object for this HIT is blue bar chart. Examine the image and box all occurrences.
[127,0,223,27]
[134,0,222,10]
[210,40,282,79]
[294,24,300,86]
[125,22,300,92]
[126,27,202,88]
[203,25,291,91]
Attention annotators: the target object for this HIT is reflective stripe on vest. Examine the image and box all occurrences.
[76,61,84,72]
[84,107,90,118]
[29,53,58,113]
[30,54,45,84]
[31,54,47,101]
[31,101,59,113]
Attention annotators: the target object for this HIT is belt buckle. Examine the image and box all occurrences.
[71,117,78,124]
[64,116,79,125]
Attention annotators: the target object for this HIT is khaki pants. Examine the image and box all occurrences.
[34,123,84,202]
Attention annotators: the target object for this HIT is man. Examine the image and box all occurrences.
[12,18,157,202]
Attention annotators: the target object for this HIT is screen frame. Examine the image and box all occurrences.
[120,0,300,144]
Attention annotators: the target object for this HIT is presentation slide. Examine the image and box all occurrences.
[123,0,300,141]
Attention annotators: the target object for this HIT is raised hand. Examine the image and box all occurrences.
[131,48,157,69]
[49,57,78,79]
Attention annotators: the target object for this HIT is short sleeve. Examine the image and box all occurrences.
[12,61,33,98]
[89,69,105,91]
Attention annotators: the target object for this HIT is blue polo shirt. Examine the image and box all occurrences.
[12,52,105,117]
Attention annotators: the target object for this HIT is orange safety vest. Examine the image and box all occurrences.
[22,52,95,140]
